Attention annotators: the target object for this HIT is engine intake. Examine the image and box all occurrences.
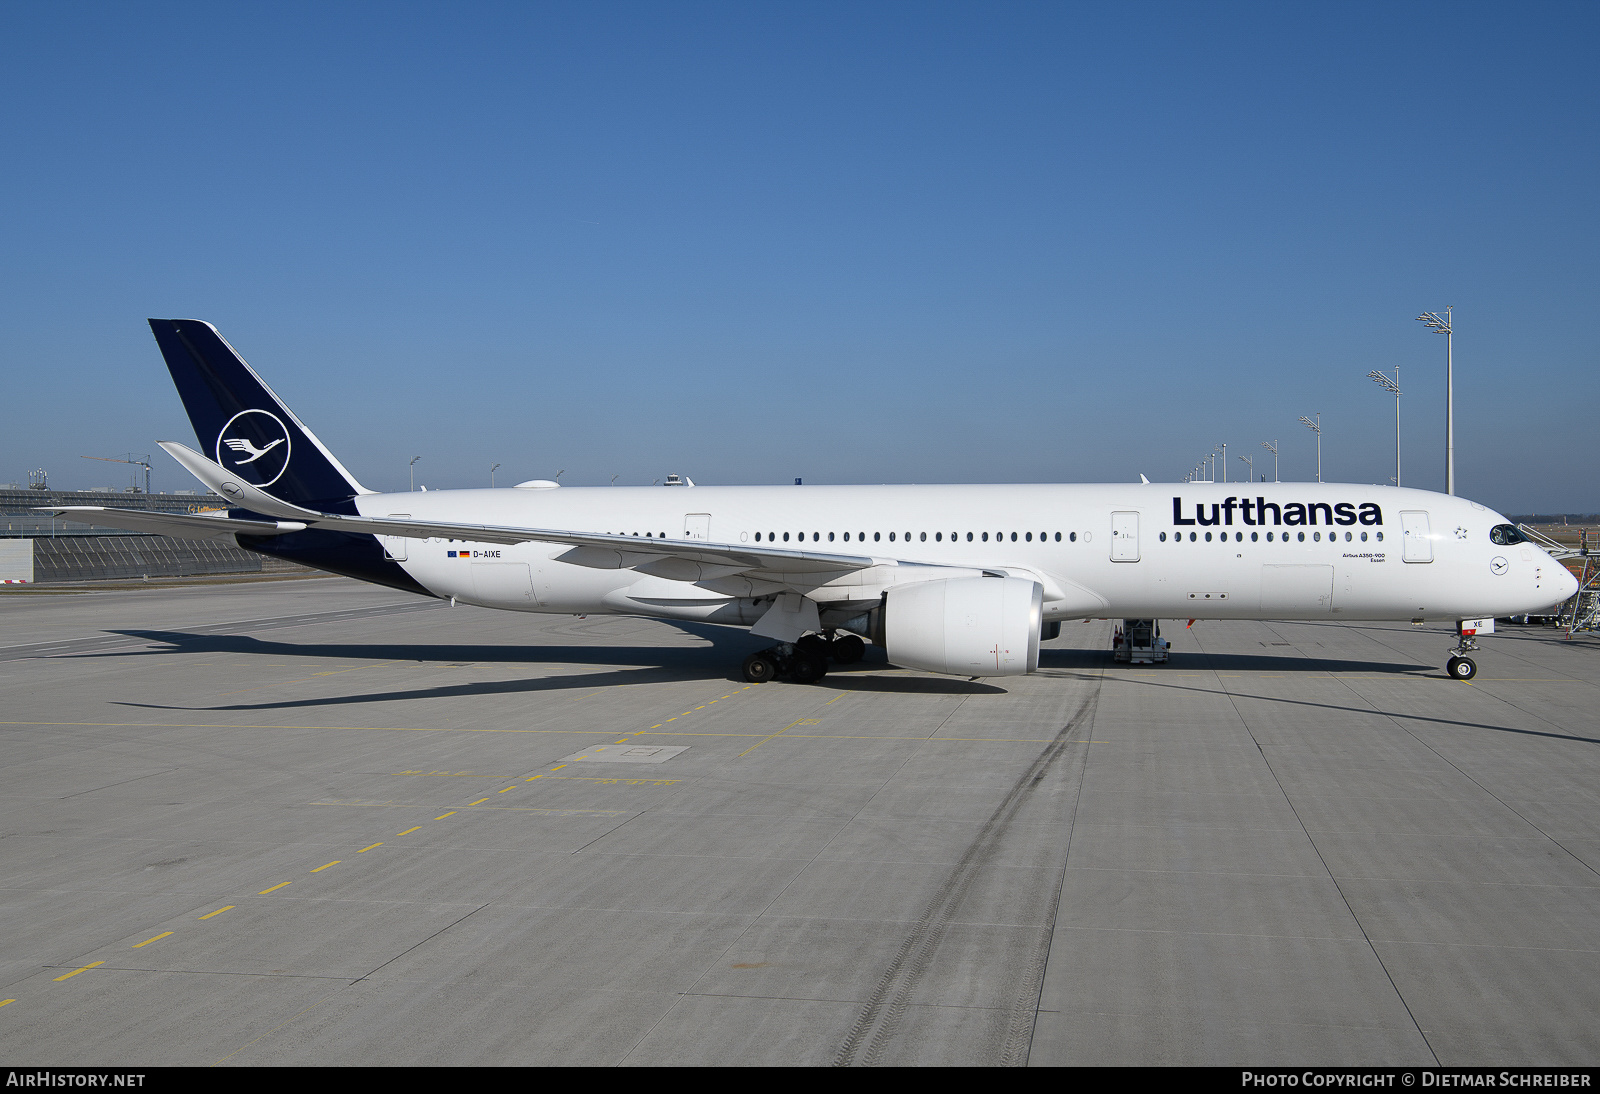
[882,576,1042,677]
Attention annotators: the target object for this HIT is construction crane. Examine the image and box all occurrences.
[82,453,152,495]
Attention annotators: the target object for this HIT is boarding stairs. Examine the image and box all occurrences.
[1517,526,1600,637]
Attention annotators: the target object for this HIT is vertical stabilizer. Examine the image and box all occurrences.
[147,319,369,505]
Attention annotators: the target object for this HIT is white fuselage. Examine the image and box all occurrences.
[354,482,1572,626]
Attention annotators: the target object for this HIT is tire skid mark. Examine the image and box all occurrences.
[833,684,1101,1067]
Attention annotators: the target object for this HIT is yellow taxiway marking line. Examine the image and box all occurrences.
[132,932,173,948]
[395,770,490,777]
[0,999,14,1007]
[542,776,679,786]
[435,812,457,819]
[54,962,103,981]
[259,882,291,894]
[358,843,383,852]
[497,786,515,793]
[466,798,490,806]
[198,906,234,920]
[397,826,421,836]
[550,764,567,771]
[738,718,819,758]
[310,861,340,873]
[321,805,630,815]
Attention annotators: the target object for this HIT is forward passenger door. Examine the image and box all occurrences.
[1110,511,1139,562]
[1401,511,1433,563]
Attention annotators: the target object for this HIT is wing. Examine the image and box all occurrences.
[156,441,911,588]
[35,506,305,541]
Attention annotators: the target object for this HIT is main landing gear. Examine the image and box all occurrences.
[742,632,867,684]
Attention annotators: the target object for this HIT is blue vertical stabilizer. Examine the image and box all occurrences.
[147,319,367,507]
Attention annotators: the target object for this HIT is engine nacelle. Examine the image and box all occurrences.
[882,576,1042,677]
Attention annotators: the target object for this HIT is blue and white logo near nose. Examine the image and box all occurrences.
[216,409,292,488]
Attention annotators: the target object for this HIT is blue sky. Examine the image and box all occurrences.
[2,2,1595,512]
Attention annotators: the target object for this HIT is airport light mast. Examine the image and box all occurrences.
[1238,454,1254,482]
[1298,415,1322,482]
[1368,365,1401,487]
[1261,440,1279,482]
[1415,307,1454,494]
[490,463,501,487]
[409,455,421,492]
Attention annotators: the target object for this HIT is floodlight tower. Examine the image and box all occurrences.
[1261,440,1279,482]
[409,456,421,491]
[1368,366,1401,487]
[490,462,501,487]
[1415,306,1454,494]
[1238,454,1254,482]
[1298,415,1322,482]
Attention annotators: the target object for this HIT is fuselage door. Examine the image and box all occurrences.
[382,514,410,561]
[1400,510,1433,563]
[684,513,711,541]
[1110,511,1140,562]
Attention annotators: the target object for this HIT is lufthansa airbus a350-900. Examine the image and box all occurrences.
[48,320,1578,684]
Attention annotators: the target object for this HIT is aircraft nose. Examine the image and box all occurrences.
[1554,562,1580,603]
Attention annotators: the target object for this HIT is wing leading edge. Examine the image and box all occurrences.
[151,441,907,584]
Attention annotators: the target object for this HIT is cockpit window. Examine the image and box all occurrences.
[1489,524,1525,545]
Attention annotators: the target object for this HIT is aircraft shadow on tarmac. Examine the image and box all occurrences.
[103,624,1005,712]
[95,627,1600,744]
[1038,648,1433,674]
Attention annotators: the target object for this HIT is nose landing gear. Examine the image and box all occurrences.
[1444,619,1490,681]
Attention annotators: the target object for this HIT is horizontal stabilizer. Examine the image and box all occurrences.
[159,441,324,520]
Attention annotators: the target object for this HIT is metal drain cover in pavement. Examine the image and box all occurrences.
[557,744,689,764]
